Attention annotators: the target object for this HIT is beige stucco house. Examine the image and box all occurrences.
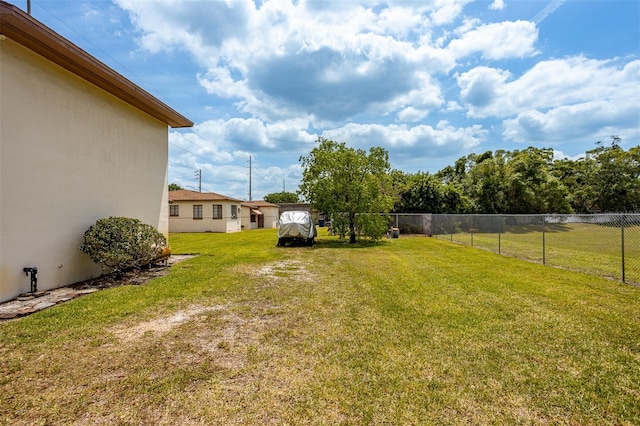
[0,2,193,303]
[168,190,243,233]
[241,201,280,230]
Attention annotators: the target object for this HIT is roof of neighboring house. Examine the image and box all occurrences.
[242,201,280,208]
[168,190,243,203]
[0,1,193,129]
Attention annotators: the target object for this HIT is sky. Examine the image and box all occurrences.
[22,0,640,200]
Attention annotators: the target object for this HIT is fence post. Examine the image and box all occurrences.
[542,215,546,266]
[621,214,626,283]
[498,215,502,255]
[450,216,453,242]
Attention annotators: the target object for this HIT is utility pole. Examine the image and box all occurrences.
[27,0,31,14]
[195,169,201,193]
[248,155,252,201]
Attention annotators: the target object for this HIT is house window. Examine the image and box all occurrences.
[169,205,179,217]
[213,204,222,219]
[231,205,238,219]
[193,205,203,220]
[251,214,256,223]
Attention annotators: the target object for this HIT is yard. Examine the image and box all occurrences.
[1,229,639,425]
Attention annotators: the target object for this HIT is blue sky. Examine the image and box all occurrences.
[24,0,640,200]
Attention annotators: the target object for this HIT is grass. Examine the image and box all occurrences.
[436,223,640,284]
[1,229,640,425]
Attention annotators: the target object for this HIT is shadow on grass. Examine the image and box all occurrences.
[314,237,389,249]
[502,224,571,234]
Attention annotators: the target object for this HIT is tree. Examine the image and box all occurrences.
[264,191,299,204]
[585,138,640,212]
[503,147,572,214]
[299,137,395,243]
[168,183,182,191]
[404,172,442,213]
[552,138,639,213]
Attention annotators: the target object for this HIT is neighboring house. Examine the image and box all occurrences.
[168,190,243,233]
[0,2,193,303]
[241,201,280,230]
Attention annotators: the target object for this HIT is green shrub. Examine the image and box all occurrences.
[79,217,167,276]
[355,213,389,241]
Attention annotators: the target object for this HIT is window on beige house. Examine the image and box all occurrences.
[193,205,203,220]
[231,205,238,219]
[170,205,179,217]
[213,204,222,219]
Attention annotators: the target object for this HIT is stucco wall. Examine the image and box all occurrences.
[0,38,170,302]
[260,207,279,229]
[169,201,242,233]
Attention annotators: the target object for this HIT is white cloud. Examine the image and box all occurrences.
[503,99,640,144]
[448,20,538,60]
[489,0,506,11]
[322,121,486,158]
[430,0,474,26]
[397,107,429,122]
[458,57,640,119]
[457,66,511,112]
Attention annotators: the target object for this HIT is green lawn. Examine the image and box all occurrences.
[437,223,640,285]
[1,229,639,425]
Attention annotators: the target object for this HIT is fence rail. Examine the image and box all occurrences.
[388,213,640,285]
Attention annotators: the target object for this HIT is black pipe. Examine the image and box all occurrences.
[23,267,37,293]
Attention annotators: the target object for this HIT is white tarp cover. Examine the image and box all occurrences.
[277,211,317,238]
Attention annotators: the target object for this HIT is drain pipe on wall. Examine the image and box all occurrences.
[23,267,38,293]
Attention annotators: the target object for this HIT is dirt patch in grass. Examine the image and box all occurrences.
[251,259,315,284]
[109,304,227,342]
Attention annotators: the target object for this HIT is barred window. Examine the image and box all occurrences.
[193,204,203,220]
[169,205,179,217]
[231,205,238,219]
[213,204,223,219]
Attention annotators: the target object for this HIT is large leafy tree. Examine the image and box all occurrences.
[582,138,640,212]
[551,138,639,213]
[392,171,470,213]
[299,137,394,243]
[264,191,299,204]
[504,147,572,214]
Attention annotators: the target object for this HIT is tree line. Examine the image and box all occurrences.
[393,137,639,215]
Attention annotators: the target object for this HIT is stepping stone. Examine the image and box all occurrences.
[33,301,57,311]
[0,312,18,320]
[16,307,38,316]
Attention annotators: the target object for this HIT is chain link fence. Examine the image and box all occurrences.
[389,213,640,285]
